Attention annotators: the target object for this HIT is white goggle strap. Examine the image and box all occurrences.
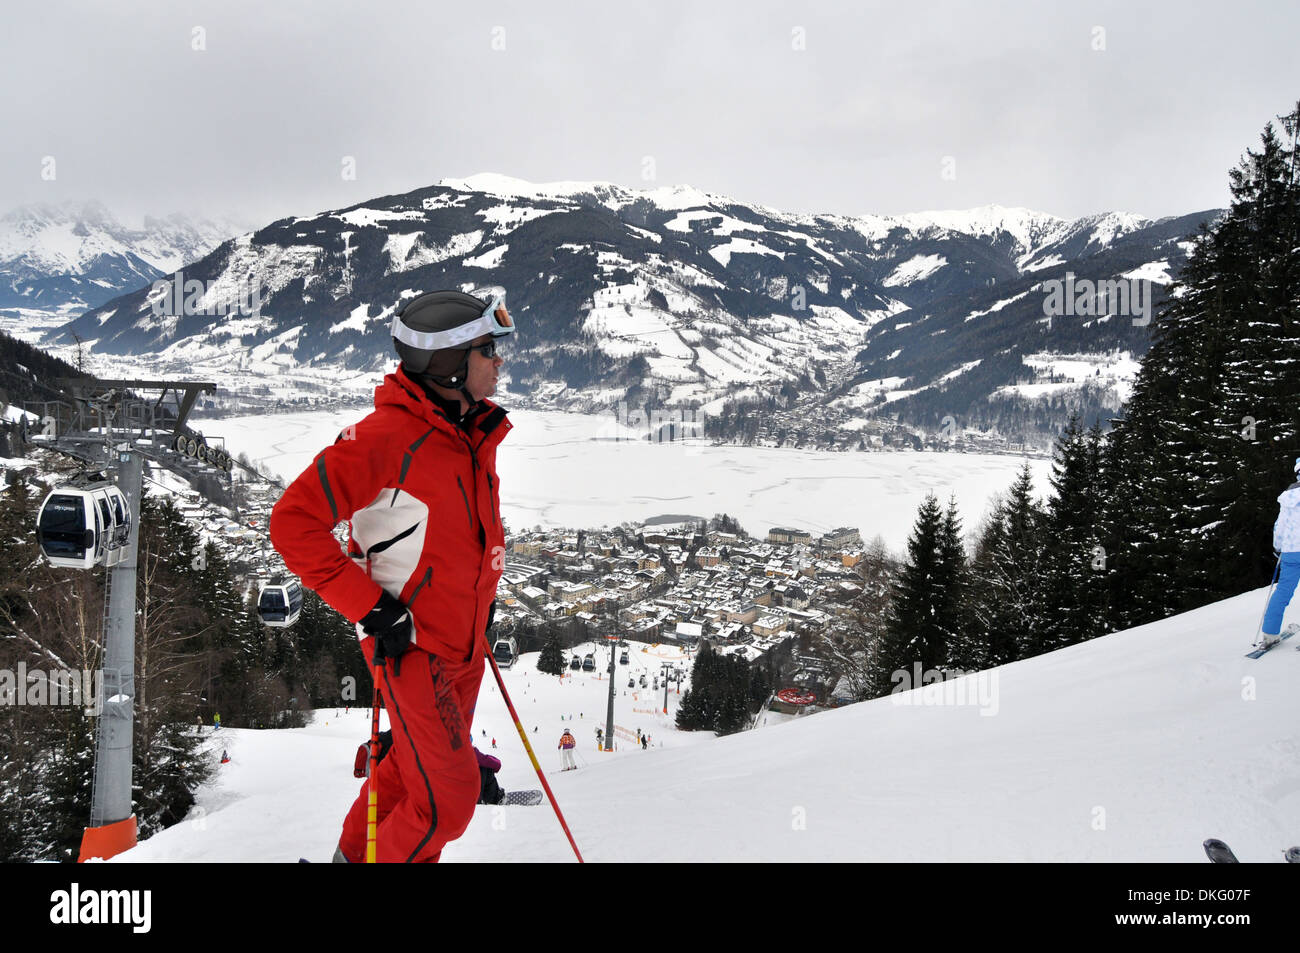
[391,297,514,351]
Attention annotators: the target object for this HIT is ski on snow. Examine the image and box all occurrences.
[1203,838,1239,863]
[1203,838,1300,863]
[1245,623,1298,659]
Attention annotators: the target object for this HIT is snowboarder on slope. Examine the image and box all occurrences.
[270,288,513,863]
[1262,456,1300,648]
[559,729,577,770]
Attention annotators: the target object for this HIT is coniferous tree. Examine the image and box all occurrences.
[537,631,565,675]
[1040,417,1109,648]
[935,495,968,654]
[1100,104,1300,631]
[675,641,714,731]
[869,493,963,696]
[676,641,755,734]
[964,465,1048,665]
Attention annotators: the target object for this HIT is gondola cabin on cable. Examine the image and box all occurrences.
[492,635,518,668]
[257,578,303,628]
[582,653,596,672]
[35,481,131,570]
[568,655,582,670]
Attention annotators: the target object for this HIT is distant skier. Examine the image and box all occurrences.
[1262,456,1300,648]
[559,729,577,770]
[213,712,221,731]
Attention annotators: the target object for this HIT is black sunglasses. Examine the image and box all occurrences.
[468,340,501,358]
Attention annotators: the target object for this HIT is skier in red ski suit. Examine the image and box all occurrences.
[270,288,513,863]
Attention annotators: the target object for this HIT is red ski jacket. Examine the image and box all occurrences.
[269,366,511,663]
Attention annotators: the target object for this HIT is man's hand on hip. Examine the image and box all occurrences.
[362,591,413,667]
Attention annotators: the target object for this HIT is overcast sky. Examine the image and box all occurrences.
[4,0,1298,229]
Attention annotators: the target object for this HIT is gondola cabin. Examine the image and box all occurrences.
[582,653,596,672]
[569,656,582,670]
[492,636,518,668]
[36,482,131,570]
[257,578,303,628]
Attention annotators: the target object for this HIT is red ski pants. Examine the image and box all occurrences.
[339,640,484,863]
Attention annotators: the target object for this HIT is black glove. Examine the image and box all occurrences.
[361,591,412,669]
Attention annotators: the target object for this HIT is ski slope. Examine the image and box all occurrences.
[113,591,1300,863]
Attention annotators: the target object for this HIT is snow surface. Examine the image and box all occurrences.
[112,587,1300,862]
[203,409,1050,550]
[1122,260,1174,285]
[964,291,1031,322]
[1022,254,1065,272]
[663,211,754,235]
[882,254,946,287]
[463,244,509,269]
[708,239,784,268]
[997,351,1143,405]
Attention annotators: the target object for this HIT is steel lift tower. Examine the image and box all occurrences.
[23,377,240,861]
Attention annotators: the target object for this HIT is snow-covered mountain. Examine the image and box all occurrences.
[0,201,240,312]
[842,208,1214,434]
[50,176,1221,437]
[111,584,1300,862]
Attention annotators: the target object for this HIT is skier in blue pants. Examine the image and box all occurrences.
[1262,457,1300,647]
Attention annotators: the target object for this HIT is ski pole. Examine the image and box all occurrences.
[1253,556,1282,648]
[482,642,584,862]
[365,665,383,864]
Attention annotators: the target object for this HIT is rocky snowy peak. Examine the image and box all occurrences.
[843,205,1219,437]
[893,205,1068,258]
[49,176,1219,441]
[439,172,729,214]
[1017,211,1154,271]
[0,201,241,312]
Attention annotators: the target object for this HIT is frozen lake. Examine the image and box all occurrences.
[203,407,1051,552]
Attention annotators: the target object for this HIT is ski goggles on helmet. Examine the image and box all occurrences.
[391,290,515,352]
